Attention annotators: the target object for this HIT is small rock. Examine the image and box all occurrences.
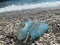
[0,35,3,39]
[32,43,35,45]
[35,41,40,45]
[0,41,6,45]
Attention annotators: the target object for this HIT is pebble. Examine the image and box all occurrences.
[0,43,4,45]
[35,41,40,45]
[0,35,3,39]
[32,43,35,45]
[9,42,15,45]
[0,41,6,45]
[51,43,60,45]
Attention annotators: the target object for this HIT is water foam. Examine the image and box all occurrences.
[0,1,60,13]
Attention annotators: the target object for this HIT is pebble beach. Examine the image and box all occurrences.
[0,8,60,45]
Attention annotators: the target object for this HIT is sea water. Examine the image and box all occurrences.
[0,0,60,13]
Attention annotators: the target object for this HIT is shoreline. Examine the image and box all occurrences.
[0,7,60,23]
[0,6,60,14]
[0,8,60,17]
